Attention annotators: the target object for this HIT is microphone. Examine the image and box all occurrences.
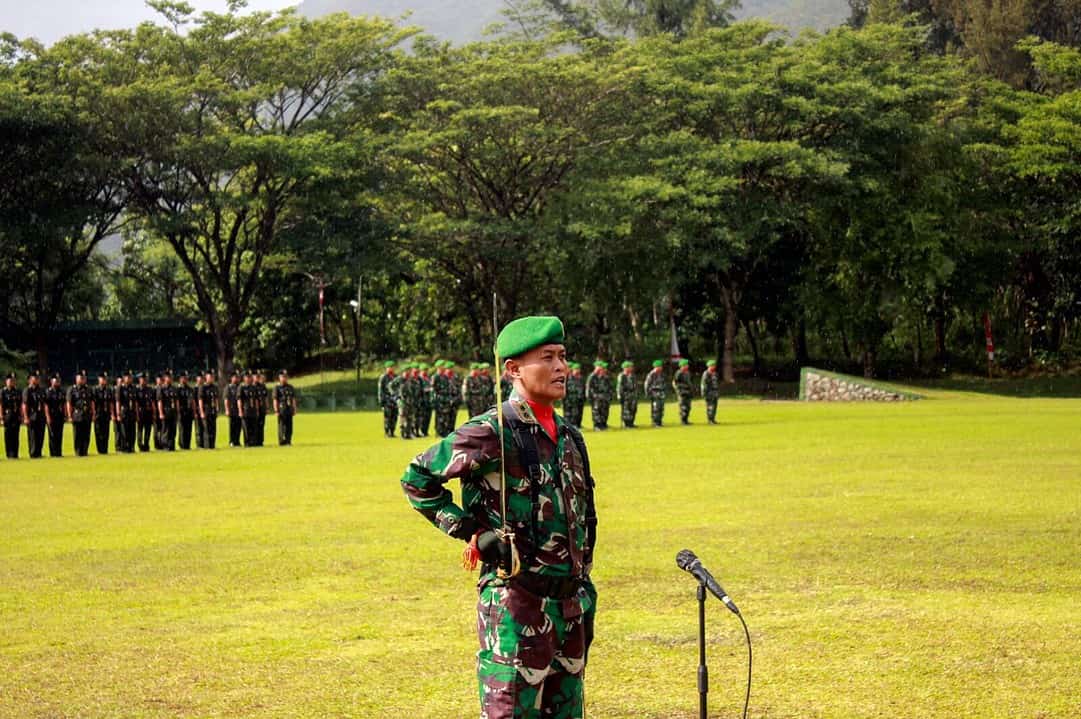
[677,549,740,615]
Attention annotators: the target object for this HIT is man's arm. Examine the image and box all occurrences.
[401,418,499,541]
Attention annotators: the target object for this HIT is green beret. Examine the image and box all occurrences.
[706,359,717,367]
[384,360,395,368]
[678,358,690,367]
[621,361,634,369]
[569,362,580,370]
[418,363,429,370]
[446,361,456,369]
[596,361,608,369]
[652,359,664,368]
[480,362,490,369]
[434,360,445,368]
[495,316,565,360]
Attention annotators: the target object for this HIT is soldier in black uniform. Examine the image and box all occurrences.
[22,372,46,458]
[273,370,297,446]
[255,371,269,447]
[157,371,179,451]
[193,374,206,448]
[176,372,195,450]
[152,374,164,450]
[135,373,155,452]
[66,370,93,457]
[199,371,220,450]
[225,371,242,447]
[2,373,21,459]
[239,371,259,447]
[117,372,137,453]
[92,373,112,455]
[44,374,66,457]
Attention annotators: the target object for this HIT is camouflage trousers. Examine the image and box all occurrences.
[477,578,595,719]
[677,395,692,424]
[398,402,414,438]
[382,404,398,437]
[416,403,432,437]
[590,399,610,430]
[620,398,637,428]
[563,402,582,428]
[436,405,459,437]
[705,397,718,423]
[649,397,665,426]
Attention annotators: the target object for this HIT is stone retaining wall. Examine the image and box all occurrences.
[800,368,919,402]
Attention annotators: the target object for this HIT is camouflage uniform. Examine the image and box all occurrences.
[616,365,638,428]
[643,364,667,427]
[700,365,720,424]
[378,367,399,438]
[562,367,584,428]
[463,369,487,418]
[673,365,694,424]
[398,368,418,439]
[401,395,596,719]
[479,367,496,410]
[416,368,433,437]
[584,365,612,431]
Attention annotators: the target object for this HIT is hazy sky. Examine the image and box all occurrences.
[1,0,300,45]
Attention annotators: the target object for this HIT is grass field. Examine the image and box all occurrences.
[2,393,1080,718]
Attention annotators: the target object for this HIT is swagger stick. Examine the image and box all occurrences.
[493,293,520,578]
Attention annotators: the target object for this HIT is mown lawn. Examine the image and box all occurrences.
[1,394,1079,718]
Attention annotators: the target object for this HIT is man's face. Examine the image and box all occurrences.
[98,377,107,386]
[279,375,287,385]
[507,343,567,405]
[76,375,86,385]
[29,376,38,387]
[623,368,632,376]
[139,378,147,386]
[206,373,215,384]
[5,378,13,389]
[51,378,59,388]
[164,375,173,386]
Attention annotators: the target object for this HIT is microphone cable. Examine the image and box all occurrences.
[737,610,752,719]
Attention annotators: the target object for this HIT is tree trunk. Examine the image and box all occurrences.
[862,346,876,378]
[792,318,809,367]
[742,317,761,377]
[932,295,948,363]
[840,326,852,362]
[33,329,48,372]
[719,284,737,384]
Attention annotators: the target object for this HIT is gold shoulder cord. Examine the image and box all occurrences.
[493,293,520,579]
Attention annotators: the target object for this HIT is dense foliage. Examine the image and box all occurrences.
[2,0,1080,378]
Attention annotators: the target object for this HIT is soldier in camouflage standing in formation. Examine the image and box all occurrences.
[673,358,694,424]
[479,363,496,409]
[462,363,485,418]
[377,361,399,438]
[401,316,597,719]
[644,359,667,427]
[66,370,93,457]
[616,360,639,429]
[700,359,720,425]
[562,362,584,428]
[585,360,613,431]
[415,363,432,438]
[92,372,112,455]
[397,363,418,440]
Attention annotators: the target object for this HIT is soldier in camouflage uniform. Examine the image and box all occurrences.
[479,363,496,410]
[397,363,417,440]
[462,364,486,418]
[429,360,449,437]
[643,359,667,427]
[562,362,584,428]
[440,361,462,436]
[673,358,694,425]
[499,369,513,401]
[377,361,399,438]
[416,363,433,438]
[401,316,596,719]
[584,361,612,431]
[90,372,112,455]
[616,360,638,429]
[700,359,720,424]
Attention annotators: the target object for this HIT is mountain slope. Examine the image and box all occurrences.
[296,0,850,43]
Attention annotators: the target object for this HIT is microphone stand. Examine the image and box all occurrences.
[697,581,708,719]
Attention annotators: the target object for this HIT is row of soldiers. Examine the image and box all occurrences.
[376,357,722,438]
[1,368,298,459]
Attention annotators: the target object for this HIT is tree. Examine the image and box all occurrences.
[0,38,126,368]
[80,2,408,378]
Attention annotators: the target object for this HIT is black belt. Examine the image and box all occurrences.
[482,566,583,600]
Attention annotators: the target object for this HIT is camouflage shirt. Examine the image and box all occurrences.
[673,370,694,398]
[616,373,638,402]
[563,374,584,406]
[644,368,667,399]
[402,395,594,579]
[378,373,399,408]
[584,371,612,401]
[701,370,720,399]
